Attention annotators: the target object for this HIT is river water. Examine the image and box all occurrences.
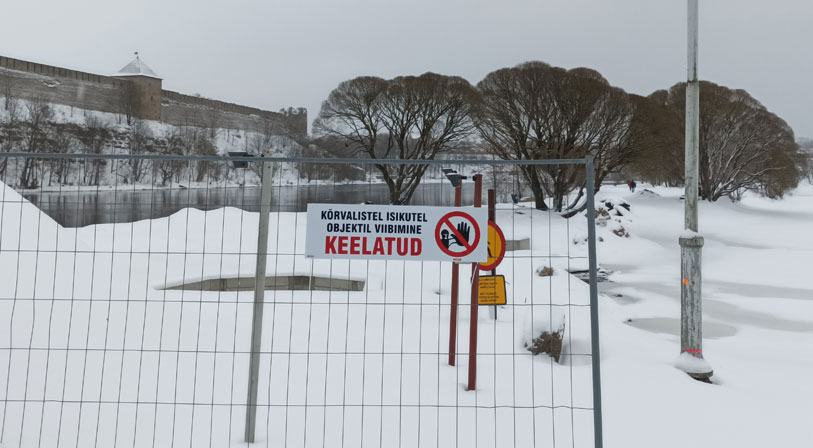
[23,182,489,227]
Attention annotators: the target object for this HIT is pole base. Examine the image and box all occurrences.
[674,352,713,380]
[688,372,713,383]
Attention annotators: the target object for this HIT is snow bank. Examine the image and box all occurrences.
[0,179,61,250]
[673,352,713,375]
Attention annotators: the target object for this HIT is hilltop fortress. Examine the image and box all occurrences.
[0,54,306,136]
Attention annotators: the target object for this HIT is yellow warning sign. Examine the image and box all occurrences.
[479,221,506,271]
[478,275,507,305]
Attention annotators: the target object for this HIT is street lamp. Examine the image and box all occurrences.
[442,168,468,188]
[678,0,713,381]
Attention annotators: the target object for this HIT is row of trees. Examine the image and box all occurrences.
[314,61,805,209]
[0,95,232,189]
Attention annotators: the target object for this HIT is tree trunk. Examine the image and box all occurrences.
[523,168,548,211]
[19,159,31,188]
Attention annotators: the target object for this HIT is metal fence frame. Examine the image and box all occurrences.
[0,152,602,448]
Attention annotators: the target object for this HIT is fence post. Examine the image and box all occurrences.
[245,152,273,443]
[467,174,482,391]
[487,188,497,320]
[585,156,603,448]
[449,185,462,366]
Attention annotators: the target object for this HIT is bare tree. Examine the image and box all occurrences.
[244,132,273,179]
[48,127,77,185]
[19,97,54,188]
[314,73,478,204]
[0,89,21,176]
[2,70,15,111]
[475,62,638,212]
[192,135,220,182]
[124,119,152,184]
[650,82,802,201]
[624,92,685,186]
[78,113,111,185]
[156,129,187,186]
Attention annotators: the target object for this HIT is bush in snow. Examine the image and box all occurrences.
[537,266,554,277]
[526,322,566,363]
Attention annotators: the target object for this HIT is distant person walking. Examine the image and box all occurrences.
[631,180,637,193]
[627,180,633,192]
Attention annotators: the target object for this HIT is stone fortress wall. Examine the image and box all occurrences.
[0,55,306,136]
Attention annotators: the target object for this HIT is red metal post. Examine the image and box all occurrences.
[468,174,483,391]
[449,185,462,366]
[488,189,497,320]
[488,189,496,275]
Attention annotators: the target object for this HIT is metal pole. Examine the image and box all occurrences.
[449,185,462,366]
[467,174,483,391]
[487,189,497,320]
[685,0,700,233]
[245,153,274,443]
[680,0,712,380]
[585,156,604,448]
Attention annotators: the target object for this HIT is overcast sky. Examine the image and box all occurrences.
[2,0,811,137]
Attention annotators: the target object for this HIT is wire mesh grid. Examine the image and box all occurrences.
[0,153,600,448]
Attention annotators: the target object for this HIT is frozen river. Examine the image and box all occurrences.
[23,182,492,227]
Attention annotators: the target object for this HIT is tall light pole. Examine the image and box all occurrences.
[678,0,712,380]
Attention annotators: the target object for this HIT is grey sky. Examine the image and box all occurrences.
[2,0,811,137]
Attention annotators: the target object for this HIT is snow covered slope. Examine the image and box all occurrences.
[593,183,813,447]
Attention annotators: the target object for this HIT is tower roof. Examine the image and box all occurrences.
[116,54,160,79]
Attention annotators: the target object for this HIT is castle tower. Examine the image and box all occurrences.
[113,54,162,121]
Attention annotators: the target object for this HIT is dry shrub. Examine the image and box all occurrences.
[537,266,554,277]
[526,323,566,362]
[612,226,630,237]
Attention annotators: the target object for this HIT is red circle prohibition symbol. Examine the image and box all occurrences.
[434,211,481,258]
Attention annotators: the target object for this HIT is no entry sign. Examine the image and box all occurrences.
[435,211,481,258]
[305,204,488,262]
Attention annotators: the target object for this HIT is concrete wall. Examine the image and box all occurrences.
[0,55,307,136]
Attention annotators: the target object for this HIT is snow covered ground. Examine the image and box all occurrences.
[595,183,813,448]
[1,178,811,448]
[0,179,595,448]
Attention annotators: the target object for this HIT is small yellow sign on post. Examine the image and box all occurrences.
[478,275,507,305]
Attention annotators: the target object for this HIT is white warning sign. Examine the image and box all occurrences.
[305,204,488,262]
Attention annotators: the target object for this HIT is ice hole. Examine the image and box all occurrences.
[161,275,365,292]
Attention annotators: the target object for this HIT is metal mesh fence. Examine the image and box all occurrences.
[0,153,601,448]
